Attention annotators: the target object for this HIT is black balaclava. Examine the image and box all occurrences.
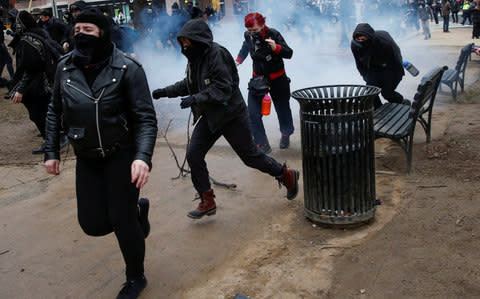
[181,40,207,61]
[72,8,112,68]
[16,10,37,35]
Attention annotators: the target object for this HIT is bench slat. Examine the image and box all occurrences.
[375,105,411,137]
[374,104,406,131]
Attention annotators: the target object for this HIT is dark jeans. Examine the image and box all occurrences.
[247,75,294,145]
[22,95,50,138]
[76,149,145,280]
[461,12,471,25]
[187,114,283,193]
[364,71,404,109]
[443,15,450,31]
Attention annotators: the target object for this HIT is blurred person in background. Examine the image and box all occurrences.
[39,9,69,46]
[471,0,480,38]
[0,19,14,87]
[441,0,451,32]
[461,0,473,25]
[418,0,433,39]
[451,0,461,23]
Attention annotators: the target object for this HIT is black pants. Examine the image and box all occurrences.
[473,22,480,38]
[452,12,459,23]
[76,149,144,280]
[0,44,14,79]
[187,114,283,193]
[22,95,50,138]
[364,71,404,109]
[247,75,294,145]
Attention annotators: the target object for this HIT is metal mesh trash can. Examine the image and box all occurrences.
[291,85,381,225]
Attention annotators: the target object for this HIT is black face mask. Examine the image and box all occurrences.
[249,31,262,40]
[181,44,206,61]
[72,33,108,67]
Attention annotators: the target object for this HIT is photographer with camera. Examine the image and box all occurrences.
[236,12,294,154]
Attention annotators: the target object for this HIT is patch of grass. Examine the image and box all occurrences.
[458,81,480,103]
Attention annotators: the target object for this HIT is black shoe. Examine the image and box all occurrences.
[279,135,290,149]
[32,143,46,155]
[402,99,412,106]
[257,142,272,154]
[60,135,68,149]
[116,276,147,299]
[138,198,150,239]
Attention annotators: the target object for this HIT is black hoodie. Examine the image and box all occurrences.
[163,19,247,133]
[351,23,404,79]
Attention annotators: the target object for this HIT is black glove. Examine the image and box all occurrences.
[152,88,167,99]
[180,96,196,109]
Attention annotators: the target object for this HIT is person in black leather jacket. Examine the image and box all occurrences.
[236,12,294,153]
[44,9,157,299]
[351,23,406,109]
[152,19,299,220]
[11,11,62,154]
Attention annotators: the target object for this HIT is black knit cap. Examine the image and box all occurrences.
[70,0,87,12]
[40,10,53,17]
[74,8,111,42]
[17,10,37,29]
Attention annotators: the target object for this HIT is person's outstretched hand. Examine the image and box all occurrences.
[152,88,167,99]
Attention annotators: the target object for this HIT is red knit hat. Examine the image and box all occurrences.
[244,12,265,28]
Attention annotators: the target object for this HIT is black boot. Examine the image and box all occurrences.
[138,198,150,239]
[32,143,46,155]
[60,135,68,149]
[116,276,147,299]
[279,134,290,149]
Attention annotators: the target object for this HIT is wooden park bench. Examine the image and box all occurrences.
[439,43,474,101]
[373,66,448,173]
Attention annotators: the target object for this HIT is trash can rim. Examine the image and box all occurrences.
[291,84,381,101]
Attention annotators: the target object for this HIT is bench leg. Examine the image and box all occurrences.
[452,81,458,102]
[406,137,414,173]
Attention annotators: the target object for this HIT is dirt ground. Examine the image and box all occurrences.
[1,25,480,299]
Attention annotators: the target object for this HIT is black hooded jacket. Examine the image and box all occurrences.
[16,27,52,98]
[351,23,404,80]
[163,19,247,133]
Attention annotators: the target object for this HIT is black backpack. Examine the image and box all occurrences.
[21,31,65,85]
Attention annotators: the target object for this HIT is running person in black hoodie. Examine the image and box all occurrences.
[152,19,299,219]
[236,12,294,154]
[351,23,406,109]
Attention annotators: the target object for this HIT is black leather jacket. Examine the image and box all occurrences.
[45,47,158,168]
[236,27,293,79]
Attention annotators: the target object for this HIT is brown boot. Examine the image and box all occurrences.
[187,189,217,219]
[276,164,300,200]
